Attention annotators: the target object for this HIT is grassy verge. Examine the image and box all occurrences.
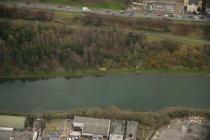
[17,0,126,10]
[0,67,209,79]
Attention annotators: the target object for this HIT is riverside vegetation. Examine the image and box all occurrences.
[0,6,210,77]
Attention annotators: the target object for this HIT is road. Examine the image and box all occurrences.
[0,1,210,23]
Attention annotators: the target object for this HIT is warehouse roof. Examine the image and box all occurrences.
[73,116,111,136]
[0,130,12,140]
[74,116,110,126]
[110,120,125,135]
[125,121,138,140]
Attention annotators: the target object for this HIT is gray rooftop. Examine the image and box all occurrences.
[83,123,109,136]
[0,130,11,140]
[74,116,111,136]
[125,121,138,140]
[110,120,125,135]
[207,1,210,8]
[13,131,33,140]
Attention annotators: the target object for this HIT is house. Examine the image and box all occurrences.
[125,121,138,140]
[109,120,125,140]
[73,116,111,139]
[206,0,210,15]
[130,2,144,11]
[184,0,202,13]
[144,0,176,13]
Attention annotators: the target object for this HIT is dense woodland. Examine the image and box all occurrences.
[0,6,210,76]
[0,18,210,76]
[0,6,53,21]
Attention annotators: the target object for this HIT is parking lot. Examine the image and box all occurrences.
[151,117,210,140]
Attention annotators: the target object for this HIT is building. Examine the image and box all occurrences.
[109,120,125,140]
[0,129,13,140]
[130,2,144,11]
[13,131,33,140]
[184,0,202,13]
[206,0,210,15]
[73,116,111,139]
[144,0,176,13]
[125,121,138,140]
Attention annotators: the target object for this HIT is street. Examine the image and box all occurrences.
[0,0,210,22]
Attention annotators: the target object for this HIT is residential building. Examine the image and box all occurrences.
[184,0,202,13]
[73,116,111,139]
[144,0,176,13]
[125,121,138,140]
[130,2,144,11]
[206,0,210,15]
[109,120,125,140]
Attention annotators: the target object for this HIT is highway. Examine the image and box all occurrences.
[0,1,210,22]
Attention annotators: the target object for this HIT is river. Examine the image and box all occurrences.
[0,75,210,112]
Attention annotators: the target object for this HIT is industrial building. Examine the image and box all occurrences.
[73,116,111,139]
[125,121,138,140]
[0,129,13,140]
[13,131,33,140]
[109,120,125,140]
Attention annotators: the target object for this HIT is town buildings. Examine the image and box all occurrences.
[0,115,139,140]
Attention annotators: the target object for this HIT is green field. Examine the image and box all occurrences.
[0,115,26,129]
[18,0,127,10]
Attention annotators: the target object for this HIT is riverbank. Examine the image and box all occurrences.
[0,67,210,80]
[0,106,210,127]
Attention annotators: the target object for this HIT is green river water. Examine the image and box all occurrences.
[0,75,210,112]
